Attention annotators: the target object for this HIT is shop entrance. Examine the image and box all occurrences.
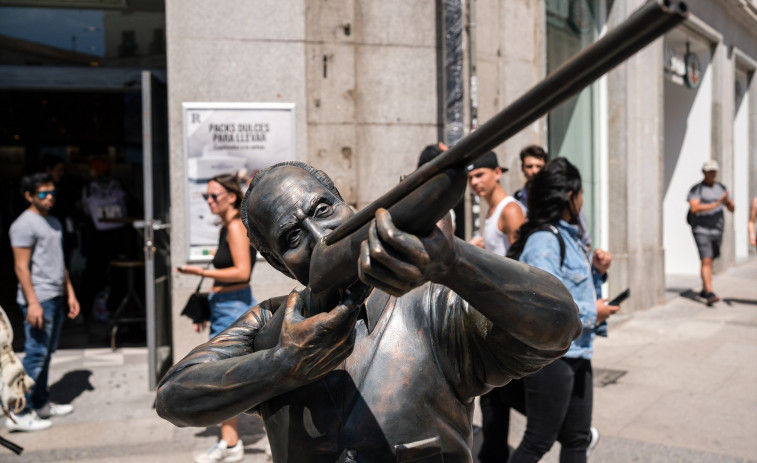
[0,67,172,389]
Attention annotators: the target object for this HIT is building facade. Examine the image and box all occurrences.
[1,0,754,385]
[165,0,756,360]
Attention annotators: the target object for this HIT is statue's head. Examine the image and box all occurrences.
[242,162,353,285]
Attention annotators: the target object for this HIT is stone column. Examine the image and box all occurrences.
[606,0,667,312]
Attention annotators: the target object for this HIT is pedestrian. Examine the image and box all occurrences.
[513,145,548,206]
[467,151,526,255]
[40,155,84,280]
[7,173,80,432]
[467,151,527,463]
[507,157,619,463]
[80,156,130,322]
[156,161,582,462]
[748,194,756,248]
[686,160,734,305]
[175,173,257,463]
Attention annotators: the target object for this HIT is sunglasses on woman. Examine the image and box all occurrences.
[202,192,227,202]
[36,190,57,199]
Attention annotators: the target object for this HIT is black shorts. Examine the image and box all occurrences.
[693,233,722,260]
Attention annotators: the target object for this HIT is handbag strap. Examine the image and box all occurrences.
[193,262,212,294]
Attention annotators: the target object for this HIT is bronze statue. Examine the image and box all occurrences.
[156,3,690,461]
[157,161,581,462]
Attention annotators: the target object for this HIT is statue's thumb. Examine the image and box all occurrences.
[284,291,305,321]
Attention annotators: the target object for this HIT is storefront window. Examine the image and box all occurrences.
[546,0,600,244]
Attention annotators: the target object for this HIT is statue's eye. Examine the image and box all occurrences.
[285,229,302,248]
[314,202,333,218]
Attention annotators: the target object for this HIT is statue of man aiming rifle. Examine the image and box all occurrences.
[156,161,581,462]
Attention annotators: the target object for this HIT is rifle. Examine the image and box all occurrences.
[253,0,689,350]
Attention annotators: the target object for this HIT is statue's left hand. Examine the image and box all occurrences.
[358,208,458,296]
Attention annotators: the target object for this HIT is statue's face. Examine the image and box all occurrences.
[248,166,354,284]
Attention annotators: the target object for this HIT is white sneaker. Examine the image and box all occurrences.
[194,439,244,463]
[4,411,52,432]
[587,426,600,457]
[35,402,74,419]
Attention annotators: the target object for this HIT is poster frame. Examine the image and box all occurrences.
[181,102,296,262]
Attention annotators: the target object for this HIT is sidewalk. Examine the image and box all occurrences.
[501,256,757,463]
[2,258,755,462]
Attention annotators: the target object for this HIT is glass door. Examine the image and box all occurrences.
[141,70,172,390]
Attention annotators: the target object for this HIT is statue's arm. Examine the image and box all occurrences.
[438,238,581,353]
[359,209,580,354]
[155,302,292,427]
[156,291,361,428]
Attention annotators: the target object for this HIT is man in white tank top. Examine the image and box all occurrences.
[467,151,526,256]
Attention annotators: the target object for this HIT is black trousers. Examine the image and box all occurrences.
[478,378,526,462]
[510,357,593,463]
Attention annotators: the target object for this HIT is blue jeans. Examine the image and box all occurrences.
[208,287,255,338]
[20,296,65,410]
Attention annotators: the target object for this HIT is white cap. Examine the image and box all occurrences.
[702,160,719,172]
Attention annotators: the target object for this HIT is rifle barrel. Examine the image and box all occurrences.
[325,0,688,246]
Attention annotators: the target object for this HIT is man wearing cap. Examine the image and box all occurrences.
[468,152,528,463]
[687,160,734,305]
[468,151,526,256]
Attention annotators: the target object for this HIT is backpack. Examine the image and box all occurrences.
[686,183,703,226]
[508,223,566,267]
[0,305,34,415]
[85,179,127,231]
[686,181,725,227]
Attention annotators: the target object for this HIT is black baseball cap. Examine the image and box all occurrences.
[467,151,508,172]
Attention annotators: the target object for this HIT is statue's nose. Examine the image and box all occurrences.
[302,217,328,242]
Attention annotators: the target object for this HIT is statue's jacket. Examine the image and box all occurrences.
[165,283,566,462]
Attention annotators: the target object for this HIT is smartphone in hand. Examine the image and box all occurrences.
[608,288,630,306]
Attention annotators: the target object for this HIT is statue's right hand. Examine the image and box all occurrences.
[279,291,361,382]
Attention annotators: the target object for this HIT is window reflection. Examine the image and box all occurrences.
[0,3,165,68]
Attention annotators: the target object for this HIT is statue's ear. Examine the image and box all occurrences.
[260,250,295,280]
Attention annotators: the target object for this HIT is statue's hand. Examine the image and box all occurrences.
[278,290,360,383]
[358,208,458,296]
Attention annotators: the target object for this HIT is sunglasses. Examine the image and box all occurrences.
[36,190,57,199]
[202,192,227,202]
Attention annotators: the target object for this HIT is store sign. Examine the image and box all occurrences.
[182,102,296,261]
[684,52,702,89]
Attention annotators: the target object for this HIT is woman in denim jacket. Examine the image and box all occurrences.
[508,157,619,463]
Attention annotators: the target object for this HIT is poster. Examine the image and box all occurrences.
[182,102,296,261]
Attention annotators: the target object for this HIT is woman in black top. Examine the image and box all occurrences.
[176,173,255,463]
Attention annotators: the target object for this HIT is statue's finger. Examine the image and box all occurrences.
[374,208,430,268]
[284,291,305,323]
[367,218,423,281]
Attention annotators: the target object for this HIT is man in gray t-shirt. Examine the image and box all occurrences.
[687,160,734,305]
[8,173,80,432]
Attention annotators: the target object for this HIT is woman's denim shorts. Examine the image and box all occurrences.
[208,286,256,338]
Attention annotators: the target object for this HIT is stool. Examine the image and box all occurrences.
[107,259,145,350]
